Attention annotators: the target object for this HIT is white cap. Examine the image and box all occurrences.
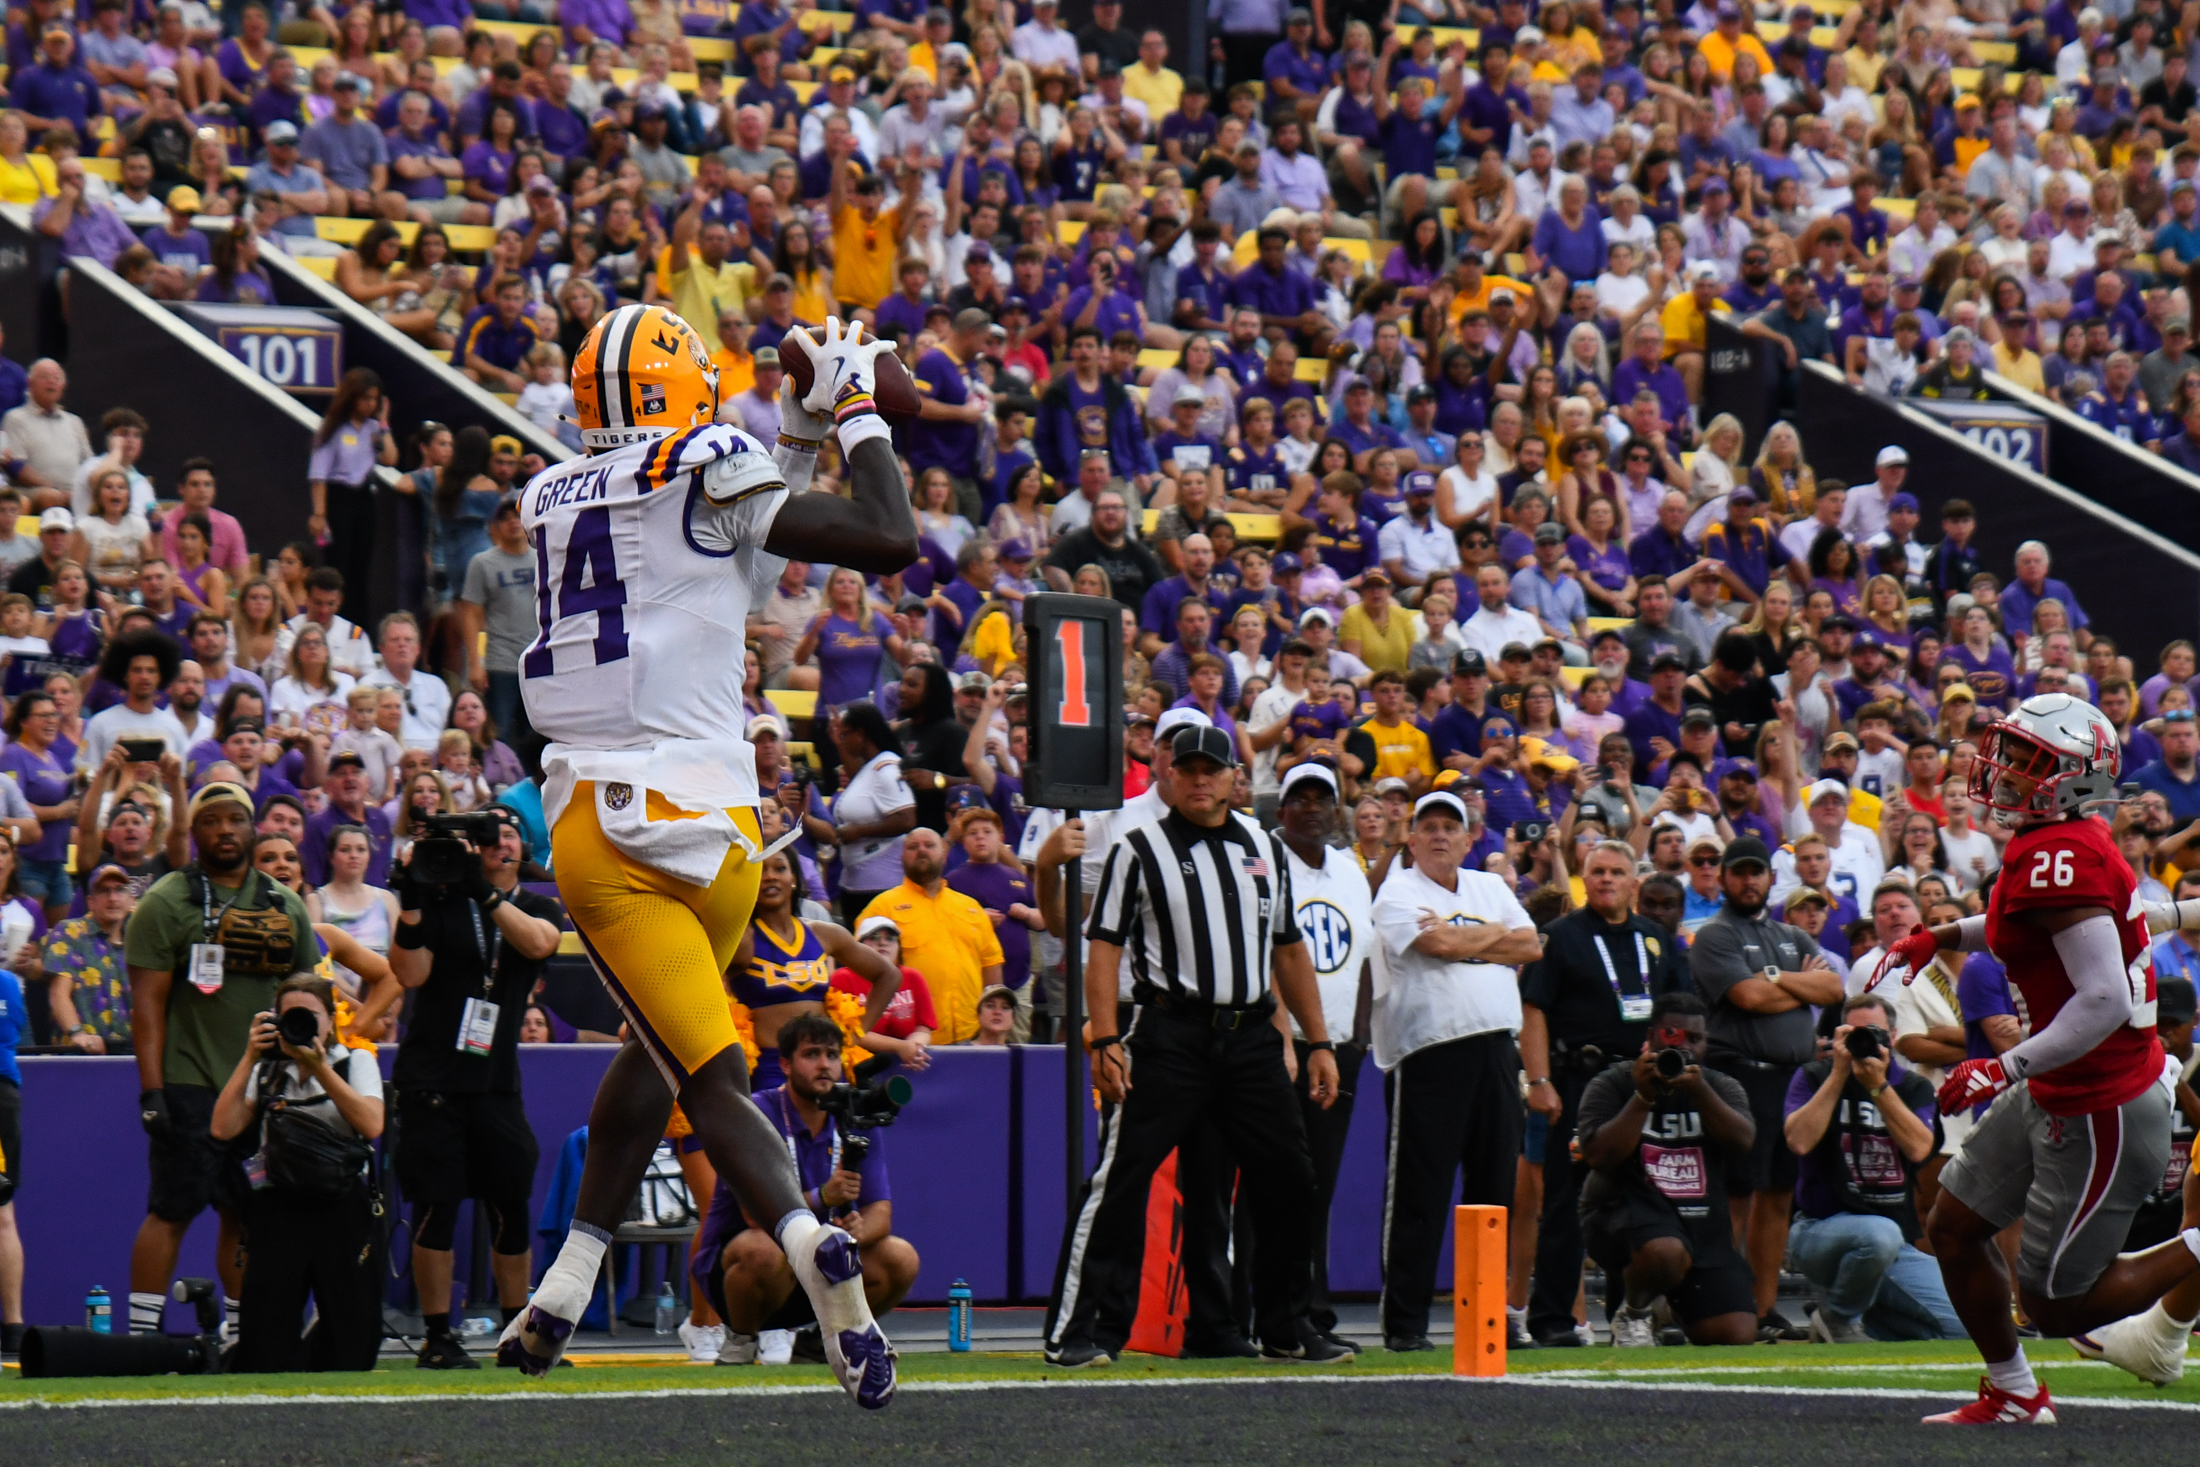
[37,507,72,533]
[1876,444,1909,467]
[855,914,900,940]
[1280,763,1338,799]
[1412,790,1472,824]
[1298,606,1335,627]
[1806,777,1852,804]
[1688,260,1722,283]
[1154,707,1214,741]
[745,713,785,739]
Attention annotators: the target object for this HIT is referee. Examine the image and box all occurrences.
[1517,840,1692,1347]
[1044,725,1351,1368]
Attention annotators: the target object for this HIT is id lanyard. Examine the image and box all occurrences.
[456,899,505,1056]
[779,1090,841,1213]
[188,875,239,995]
[1593,930,1653,1022]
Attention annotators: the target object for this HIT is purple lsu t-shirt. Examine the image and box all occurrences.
[945,858,1035,988]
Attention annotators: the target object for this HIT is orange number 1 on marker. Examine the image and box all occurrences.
[1056,621,1090,728]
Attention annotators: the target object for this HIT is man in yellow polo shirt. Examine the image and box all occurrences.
[1448,252,1533,324]
[829,139,906,318]
[858,828,1003,1044]
[711,309,757,398]
[1356,666,1437,794]
[1122,28,1184,118]
[664,190,756,353]
[1659,260,1731,405]
[1699,2,1772,81]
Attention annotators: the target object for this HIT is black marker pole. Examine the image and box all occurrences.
[1063,808,1083,1207]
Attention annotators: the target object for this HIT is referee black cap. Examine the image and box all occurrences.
[1171,725,1237,769]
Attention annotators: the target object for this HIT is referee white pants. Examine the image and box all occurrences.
[1379,1030,1523,1341]
[1045,1003,1319,1357]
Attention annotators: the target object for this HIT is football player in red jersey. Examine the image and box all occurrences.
[1870,695,2196,1425]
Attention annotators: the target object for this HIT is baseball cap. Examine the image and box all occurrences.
[1876,445,1909,467]
[978,983,1018,1009]
[1806,776,1853,804]
[265,119,298,143]
[1362,569,1392,588]
[225,717,265,738]
[1728,482,1757,504]
[1413,790,1472,825]
[893,593,927,615]
[38,507,72,534]
[1298,606,1335,628]
[147,65,178,89]
[1000,537,1033,561]
[828,63,857,81]
[1521,737,1578,774]
[1154,707,1214,741]
[87,863,133,891]
[186,781,254,821]
[1649,650,1689,673]
[1371,775,1410,796]
[753,347,780,368]
[1853,627,1885,651]
[1723,759,1760,782]
[1721,835,1772,871]
[326,750,368,773]
[1452,650,1488,676]
[167,184,201,212]
[1407,383,1437,404]
[954,670,993,693]
[1170,724,1237,769]
[1888,491,1920,512]
[745,713,785,738]
[1172,383,1207,408]
[332,71,362,90]
[1823,732,1860,754]
[1679,705,1716,727]
[855,914,900,941]
[1533,522,1565,543]
[1405,470,1437,496]
[1271,551,1303,574]
[1281,762,1339,800]
[1783,886,1829,916]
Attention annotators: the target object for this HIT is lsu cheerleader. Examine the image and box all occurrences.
[497,308,917,1408]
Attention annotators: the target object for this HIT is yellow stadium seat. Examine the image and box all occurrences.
[1294,357,1329,382]
[1227,513,1281,542]
[767,688,818,720]
[1560,666,1590,690]
[1059,219,1087,244]
[790,79,818,101]
[315,216,405,245]
[1873,196,1916,222]
[445,223,499,251]
[1137,347,1180,370]
[83,157,121,182]
[1427,25,1479,49]
[1326,236,1370,265]
[15,516,37,538]
[1585,617,1629,635]
[296,255,339,280]
[690,36,737,63]
[1972,39,2016,63]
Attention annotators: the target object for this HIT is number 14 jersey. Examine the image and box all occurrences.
[1985,814,2162,1117]
[519,424,787,755]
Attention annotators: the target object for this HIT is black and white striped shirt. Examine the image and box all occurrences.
[1086,809,1300,1007]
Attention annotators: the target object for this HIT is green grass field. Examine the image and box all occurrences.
[7,1336,2200,1411]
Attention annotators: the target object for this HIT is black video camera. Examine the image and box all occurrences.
[817,1074,912,1170]
[1844,1024,1887,1062]
[411,811,506,888]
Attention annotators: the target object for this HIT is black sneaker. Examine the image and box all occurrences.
[1044,1341,1114,1368]
[1317,1329,1357,1353]
[790,1326,826,1364]
[1181,1334,1261,1360]
[1532,1328,1585,1348]
[0,1322,24,1358]
[1757,1309,1810,1344]
[1383,1333,1437,1353]
[1262,1331,1356,1363]
[418,1333,481,1370]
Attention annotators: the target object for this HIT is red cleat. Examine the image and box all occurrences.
[1922,1378,2058,1425]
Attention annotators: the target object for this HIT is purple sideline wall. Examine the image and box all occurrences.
[13,1045,1434,1326]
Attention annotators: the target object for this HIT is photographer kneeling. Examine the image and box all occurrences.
[693,1014,919,1366]
[1780,994,1963,1342]
[1576,992,1760,1346]
[389,808,563,1369]
[210,975,386,1371]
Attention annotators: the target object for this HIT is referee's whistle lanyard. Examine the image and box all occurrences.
[778,1088,843,1217]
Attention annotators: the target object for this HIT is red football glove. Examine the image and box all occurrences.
[1868,923,1943,992]
[1937,1057,2009,1116]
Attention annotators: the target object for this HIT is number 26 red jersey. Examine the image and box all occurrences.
[1985,815,2163,1117]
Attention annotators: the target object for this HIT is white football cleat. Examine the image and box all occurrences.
[2071,1302,2189,1386]
[785,1223,897,1409]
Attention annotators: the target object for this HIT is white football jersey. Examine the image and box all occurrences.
[519,424,786,751]
[1283,840,1372,1046]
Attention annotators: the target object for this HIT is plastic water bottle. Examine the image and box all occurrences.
[654,1282,679,1337]
[85,1285,112,1333]
[947,1277,972,1352]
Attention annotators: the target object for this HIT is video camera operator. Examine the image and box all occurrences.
[1781,993,1964,1342]
[388,806,562,1369]
[693,1013,919,1366]
[1576,991,1760,1346]
[209,974,386,1371]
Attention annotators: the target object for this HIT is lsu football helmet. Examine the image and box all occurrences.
[1966,692,2122,828]
[571,304,719,452]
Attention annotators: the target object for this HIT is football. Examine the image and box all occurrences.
[779,328,923,422]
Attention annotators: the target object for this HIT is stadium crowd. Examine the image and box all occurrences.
[7,0,2200,1366]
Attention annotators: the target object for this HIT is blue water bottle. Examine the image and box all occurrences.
[85,1285,112,1333]
[947,1277,972,1352]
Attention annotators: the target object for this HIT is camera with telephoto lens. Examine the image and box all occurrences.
[1844,1025,1887,1062]
[277,1006,320,1050]
[817,1074,913,1169]
[411,811,506,887]
[19,1278,224,1378]
[1654,1048,1690,1081]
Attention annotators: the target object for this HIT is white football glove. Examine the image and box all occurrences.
[796,315,895,417]
[776,325,831,443]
